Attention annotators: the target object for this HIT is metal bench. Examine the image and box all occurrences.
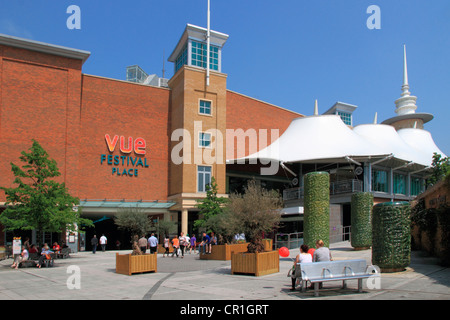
[292,259,379,297]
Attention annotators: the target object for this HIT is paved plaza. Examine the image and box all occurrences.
[0,241,449,301]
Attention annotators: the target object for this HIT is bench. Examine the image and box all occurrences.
[292,259,379,297]
[56,248,71,259]
[19,252,39,268]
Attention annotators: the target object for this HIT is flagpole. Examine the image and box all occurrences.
[206,0,211,87]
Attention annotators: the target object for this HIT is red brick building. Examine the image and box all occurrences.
[0,27,301,250]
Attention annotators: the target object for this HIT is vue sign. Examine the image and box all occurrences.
[105,134,146,155]
[102,134,149,177]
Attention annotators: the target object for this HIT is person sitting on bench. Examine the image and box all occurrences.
[37,244,53,268]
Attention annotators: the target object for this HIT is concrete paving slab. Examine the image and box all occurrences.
[0,241,448,301]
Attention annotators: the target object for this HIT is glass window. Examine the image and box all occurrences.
[199,132,211,148]
[175,45,188,73]
[372,169,388,192]
[190,40,219,71]
[198,166,212,192]
[393,173,406,195]
[337,111,352,126]
[411,177,423,196]
[199,100,211,115]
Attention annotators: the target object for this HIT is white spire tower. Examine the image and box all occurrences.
[394,45,418,115]
[314,99,319,115]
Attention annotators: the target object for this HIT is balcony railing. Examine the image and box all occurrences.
[283,179,363,201]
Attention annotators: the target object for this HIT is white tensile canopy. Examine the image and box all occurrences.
[229,115,445,168]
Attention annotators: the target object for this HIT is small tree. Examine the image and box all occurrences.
[114,205,154,239]
[225,179,282,253]
[195,177,228,233]
[0,140,93,245]
[427,153,450,188]
[154,219,177,240]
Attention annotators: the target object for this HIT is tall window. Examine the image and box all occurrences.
[337,111,352,126]
[175,45,188,73]
[393,173,406,195]
[198,166,212,192]
[199,100,211,115]
[411,177,423,196]
[199,132,211,148]
[372,169,388,192]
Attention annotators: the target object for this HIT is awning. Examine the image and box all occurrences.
[79,200,176,209]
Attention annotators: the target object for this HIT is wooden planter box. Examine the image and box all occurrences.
[116,253,157,276]
[200,243,249,261]
[262,239,273,252]
[231,250,279,276]
[157,243,174,253]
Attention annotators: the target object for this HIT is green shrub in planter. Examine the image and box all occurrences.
[372,202,411,272]
[351,192,373,250]
[303,172,330,248]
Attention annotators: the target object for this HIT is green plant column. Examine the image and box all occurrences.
[351,192,373,250]
[372,202,411,272]
[303,172,330,248]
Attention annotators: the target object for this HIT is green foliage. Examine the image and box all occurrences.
[114,205,154,237]
[225,179,282,253]
[0,140,93,245]
[195,177,228,233]
[427,153,450,188]
[372,202,411,271]
[155,219,177,238]
[351,192,373,249]
[303,172,330,248]
[437,205,450,266]
[412,199,450,266]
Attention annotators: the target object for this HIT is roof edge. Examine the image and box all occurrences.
[0,33,91,64]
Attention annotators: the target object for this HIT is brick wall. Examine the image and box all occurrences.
[226,90,303,160]
[0,45,82,201]
[79,75,171,201]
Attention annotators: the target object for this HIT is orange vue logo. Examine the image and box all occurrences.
[101,134,149,177]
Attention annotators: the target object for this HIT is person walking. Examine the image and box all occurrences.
[179,232,187,258]
[189,234,197,254]
[91,235,98,254]
[99,234,107,252]
[148,233,158,254]
[163,235,170,257]
[138,235,148,254]
[171,236,179,258]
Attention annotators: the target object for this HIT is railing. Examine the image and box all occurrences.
[283,179,363,201]
[275,226,351,249]
[275,232,303,249]
[329,225,351,243]
[330,180,363,196]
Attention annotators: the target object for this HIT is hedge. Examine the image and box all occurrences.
[351,192,373,250]
[372,202,411,272]
[303,172,330,248]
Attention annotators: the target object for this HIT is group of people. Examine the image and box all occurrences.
[163,232,194,258]
[10,240,65,269]
[137,233,159,254]
[160,232,218,258]
[290,239,332,291]
[90,234,108,254]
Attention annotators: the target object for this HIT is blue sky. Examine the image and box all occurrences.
[1,0,449,156]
